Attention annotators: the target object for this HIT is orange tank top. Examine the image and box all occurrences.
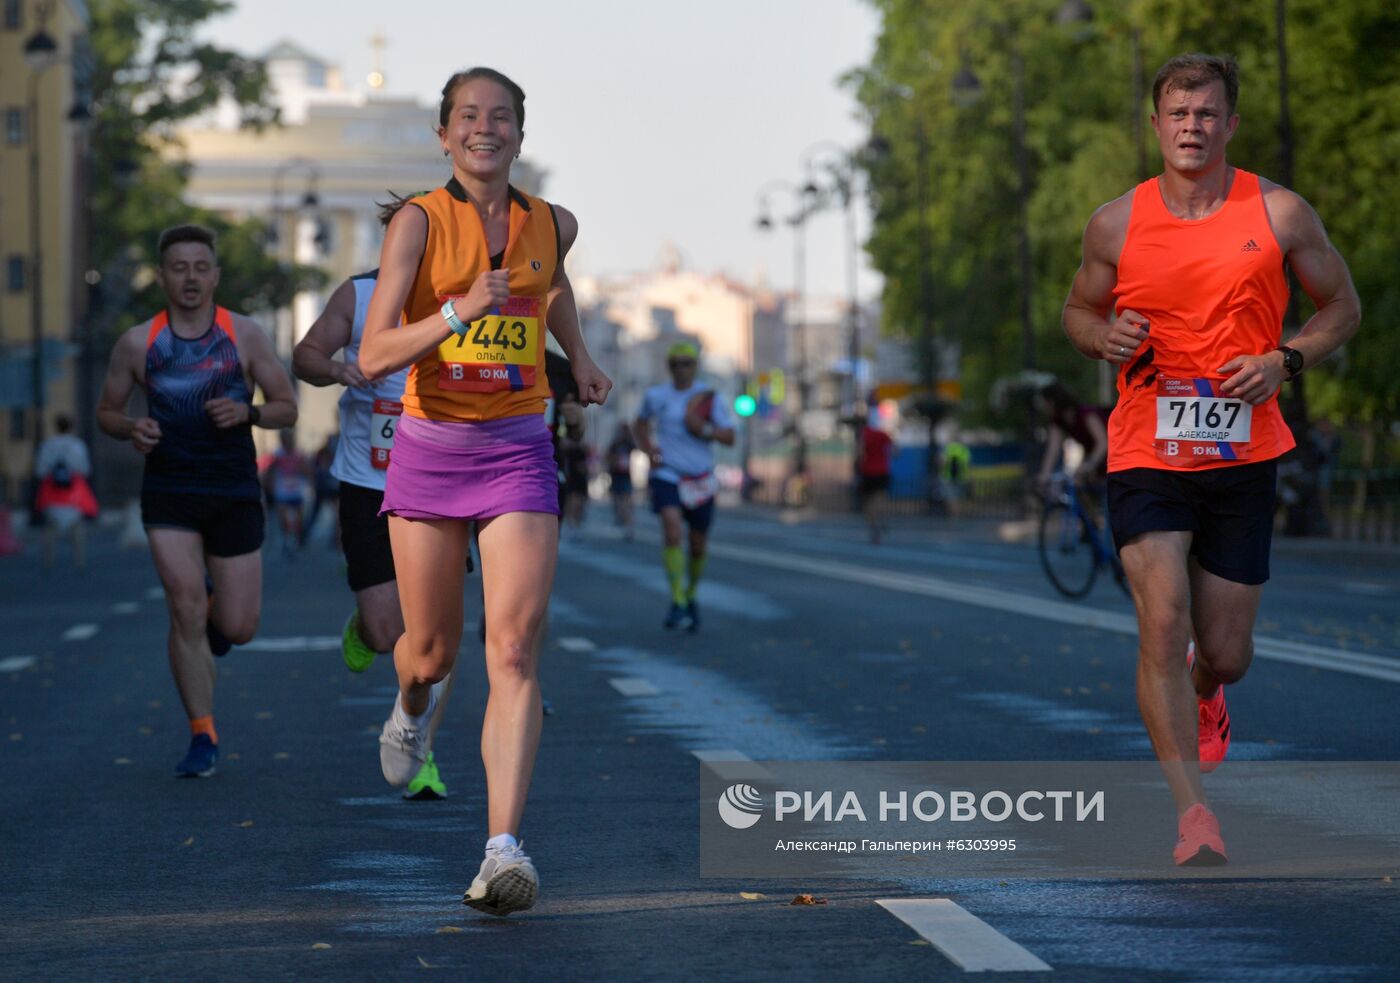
[1108,169,1294,472]
[400,179,559,422]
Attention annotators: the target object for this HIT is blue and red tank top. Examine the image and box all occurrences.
[142,306,259,499]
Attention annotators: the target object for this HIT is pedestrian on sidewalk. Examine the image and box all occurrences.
[33,414,99,571]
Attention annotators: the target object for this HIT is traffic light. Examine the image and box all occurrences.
[734,393,757,418]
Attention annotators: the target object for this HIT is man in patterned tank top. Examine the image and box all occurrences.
[1061,54,1360,866]
[97,225,298,779]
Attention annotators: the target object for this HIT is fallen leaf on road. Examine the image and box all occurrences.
[147,700,161,709]
[417,956,434,968]
[181,836,194,847]
[436,926,463,934]
[274,752,291,760]
[739,892,765,900]
[598,774,611,781]
[789,894,827,906]
[908,939,931,946]
[311,942,331,950]
[113,757,131,765]
[227,753,241,761]
[236,820,254,828]
[9,733,22,741]
[255,711,273,720]
[138,726,153,736]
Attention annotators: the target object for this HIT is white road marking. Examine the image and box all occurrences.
[610,677,661,697]
[557,636,597,652]
[110,602,140,615]
[876,899,1052,973]
[237,636,340,652]
[1342,581,1391,596]
[690,748,751,762]
[144,587,164,600]
[0,656,37,673]
[706,541,1400,685]
[62,624,99,641]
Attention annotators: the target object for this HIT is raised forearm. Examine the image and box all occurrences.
[359,312,451,380]
[292,343,342,387]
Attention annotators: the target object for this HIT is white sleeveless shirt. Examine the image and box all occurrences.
[329,272,410,492]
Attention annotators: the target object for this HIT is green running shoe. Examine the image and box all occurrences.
[341,609,376,673]
[404,751,447,800]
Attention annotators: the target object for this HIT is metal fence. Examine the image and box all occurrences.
[743,441,1400,544]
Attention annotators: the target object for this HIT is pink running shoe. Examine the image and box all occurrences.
[1174,803,1228,866]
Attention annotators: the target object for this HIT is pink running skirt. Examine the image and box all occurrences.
[380,413,560,520]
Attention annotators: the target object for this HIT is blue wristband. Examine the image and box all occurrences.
[441,299,468,335]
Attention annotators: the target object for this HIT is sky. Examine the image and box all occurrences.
[199,0,883,303]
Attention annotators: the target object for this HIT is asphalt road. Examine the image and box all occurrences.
[2,504,1397,980]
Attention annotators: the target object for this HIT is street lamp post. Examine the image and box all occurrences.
[268,159,321,357]
[800,141,861,417]
[756,179,819,492]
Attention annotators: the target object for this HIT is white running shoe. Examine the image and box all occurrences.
[379,695,430,787]
[463,842,539,916]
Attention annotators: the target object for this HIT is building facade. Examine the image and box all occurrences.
[0,0,89,505]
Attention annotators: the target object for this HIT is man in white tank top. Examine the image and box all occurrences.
[294,268,458,800]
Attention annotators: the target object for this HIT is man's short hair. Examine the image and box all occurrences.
[1152,53,1240,116]
[157,224,218,263]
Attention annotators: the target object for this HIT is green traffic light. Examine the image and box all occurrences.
[733,394,757,417]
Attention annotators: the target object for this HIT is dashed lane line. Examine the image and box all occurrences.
[0,656,37,673]
[704,540,1400,685]
[557,636,597,653]
[876,898,1053,973]
[61,624,99,642]
[610,677,661,697]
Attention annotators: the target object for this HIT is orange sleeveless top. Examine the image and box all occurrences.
[400,179,560,422]
[1108,169,1294,472]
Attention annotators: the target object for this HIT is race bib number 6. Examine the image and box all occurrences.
[370,398,402,469]
[437,295,541,393]
[1154,377,1252,467]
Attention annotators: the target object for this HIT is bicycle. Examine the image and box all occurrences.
[1037,471,1131,599]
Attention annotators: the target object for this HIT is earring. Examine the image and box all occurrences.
[514,151,521,159]
[443,149,450,157]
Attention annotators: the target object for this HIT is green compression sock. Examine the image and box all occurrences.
[686,553,708,601]
[662,545,687,604]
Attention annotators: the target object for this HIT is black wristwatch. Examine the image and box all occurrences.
[247,403,261,427]
[1277,346,1304,380]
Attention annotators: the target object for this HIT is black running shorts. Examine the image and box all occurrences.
[339,481,475,592]
[141,490,265,558]
[338,482,396,593]
[1107,459,1278,585]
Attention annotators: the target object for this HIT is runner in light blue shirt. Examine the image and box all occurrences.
[634,342,736,632]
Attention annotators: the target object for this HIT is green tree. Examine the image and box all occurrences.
[85,0,323,341]
[851,0,1399,444]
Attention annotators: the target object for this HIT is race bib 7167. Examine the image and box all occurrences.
[1153,377,1252,467]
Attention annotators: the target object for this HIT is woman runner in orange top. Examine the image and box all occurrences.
[359,67,612,916]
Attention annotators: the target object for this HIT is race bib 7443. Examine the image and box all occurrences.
[437,295,541,393]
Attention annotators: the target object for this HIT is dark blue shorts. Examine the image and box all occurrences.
[649,477,715,533]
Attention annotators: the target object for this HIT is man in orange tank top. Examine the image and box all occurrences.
[1062,54,1360,866]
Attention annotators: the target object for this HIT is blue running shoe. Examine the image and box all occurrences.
[176,734,218,778]
[663,602,686,629]
[204,574,231,657]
